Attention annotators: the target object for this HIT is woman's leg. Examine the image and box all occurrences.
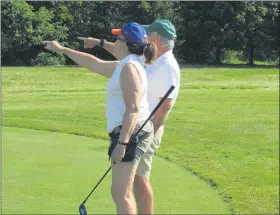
[110,120,154,214]
[111,161,138,215]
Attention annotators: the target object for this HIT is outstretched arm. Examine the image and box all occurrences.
[78,37,117,59]
[42,40,119,78]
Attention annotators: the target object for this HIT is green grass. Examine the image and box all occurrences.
[2,66,279,214]
[2,127,229,214]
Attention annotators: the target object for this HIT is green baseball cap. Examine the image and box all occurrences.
[142,19,176,40]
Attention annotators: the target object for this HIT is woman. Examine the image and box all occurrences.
[42,22,157,214]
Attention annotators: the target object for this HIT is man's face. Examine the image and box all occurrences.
[147,32,160,47]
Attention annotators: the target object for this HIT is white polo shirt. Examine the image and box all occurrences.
[141,50,180,115]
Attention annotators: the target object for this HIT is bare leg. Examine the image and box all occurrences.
[134,175,154,214]
[111,162,138,215]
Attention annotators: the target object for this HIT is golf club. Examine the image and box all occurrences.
[79,85,175,215]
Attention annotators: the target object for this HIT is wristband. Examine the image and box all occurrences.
[100,39,105,47]
[118,141,129,146]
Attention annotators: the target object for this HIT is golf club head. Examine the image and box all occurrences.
[79,203,87,215]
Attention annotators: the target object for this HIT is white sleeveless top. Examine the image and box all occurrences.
[105,54,150,133]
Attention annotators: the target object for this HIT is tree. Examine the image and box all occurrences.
[1,1,278,65]
[253,2,279,63]
[178,2,247,64]
[207,2,246,64]
[238,1,279,65]
[1,1,36,65]
[1,1,68,65]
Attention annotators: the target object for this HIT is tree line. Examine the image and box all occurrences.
[1,1,279,66]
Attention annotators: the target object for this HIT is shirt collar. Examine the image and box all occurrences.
[155,50,173,63]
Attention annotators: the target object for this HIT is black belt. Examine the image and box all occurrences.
[108,125,122,137]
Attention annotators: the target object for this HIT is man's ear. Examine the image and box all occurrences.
[156,35,161,43]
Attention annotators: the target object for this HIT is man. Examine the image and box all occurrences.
[79,19,180,214]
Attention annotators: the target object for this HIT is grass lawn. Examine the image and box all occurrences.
[2,66,279,214]
[2,127,229,214]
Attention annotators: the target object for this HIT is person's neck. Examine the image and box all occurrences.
[119,50,131,60]
[157,47,170,59]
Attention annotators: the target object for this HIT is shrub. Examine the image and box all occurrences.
[31,52,65,66]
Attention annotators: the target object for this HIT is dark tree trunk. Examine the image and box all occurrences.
[215,47,222,64]
[249,45,254,65]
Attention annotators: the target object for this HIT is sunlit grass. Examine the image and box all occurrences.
[2,66,279,214]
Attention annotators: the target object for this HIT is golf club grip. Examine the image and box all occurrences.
[129,85,175,140]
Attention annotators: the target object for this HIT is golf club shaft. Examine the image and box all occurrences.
[82,166,111,204]
[81,85,175,204]
[129,85,175,141]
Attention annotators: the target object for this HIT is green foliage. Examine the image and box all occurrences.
[30,52,66,66]
[222,50,242,64]
[237,2,279,65]
[1,2,35,53]
[1,1,279,65]
[1,1,68,65]
[179,2,247,63]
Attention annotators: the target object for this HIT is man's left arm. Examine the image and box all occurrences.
[152,98,173,134]
[152,65,177,134]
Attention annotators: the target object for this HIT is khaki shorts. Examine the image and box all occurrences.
[136,125,164,177]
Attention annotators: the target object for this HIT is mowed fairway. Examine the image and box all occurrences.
[2,127,229,214]
[2,66,279,214]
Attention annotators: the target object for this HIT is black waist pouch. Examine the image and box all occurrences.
[108,125,139,162]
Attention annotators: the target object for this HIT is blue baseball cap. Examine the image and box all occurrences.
[112,22,147,47]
